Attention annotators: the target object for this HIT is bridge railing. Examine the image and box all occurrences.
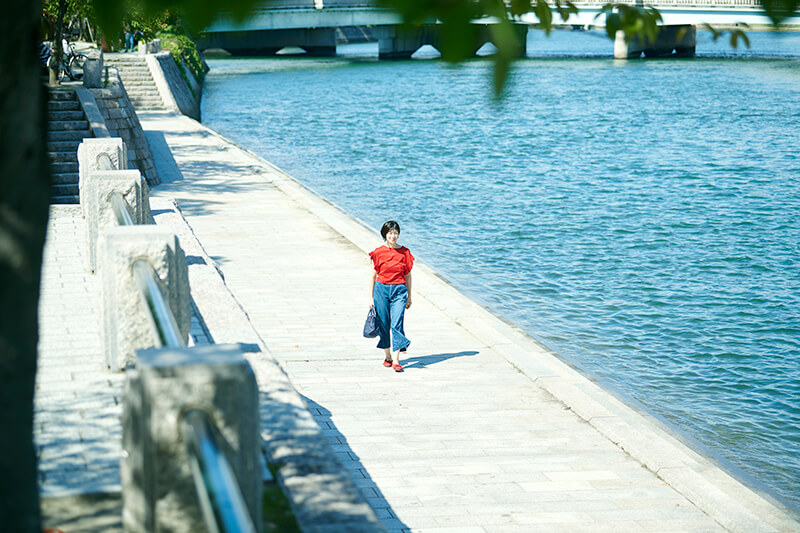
[247,0,763,11]
[566,0,762,9]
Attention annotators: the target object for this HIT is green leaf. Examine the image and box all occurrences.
[730,29,751,49]
[486,9,520,96]
[534,0,553,34]
[702,23,722,42]
[509,0,532,18]
[554,1,579,23]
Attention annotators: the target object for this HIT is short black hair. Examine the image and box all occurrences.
[380,220,400,240]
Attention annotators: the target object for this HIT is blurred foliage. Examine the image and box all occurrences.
[600,3,662,44]
[761,0,799,24]
[42,0,93,22]
[703,23,751,48]
[158,26,208,93]
[42,0,95,41]
[88,0,798,95]
[123,5,174,41]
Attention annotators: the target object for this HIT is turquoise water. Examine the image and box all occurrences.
[201,30,800,509]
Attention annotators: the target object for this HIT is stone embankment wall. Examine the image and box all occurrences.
[147,51,203,121]
[88,69,159,185]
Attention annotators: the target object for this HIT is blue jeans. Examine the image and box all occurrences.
[125,33,134,52]
[373,282,410,353]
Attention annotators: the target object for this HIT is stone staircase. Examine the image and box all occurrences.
[48,87,93,204]
[104,54,165,111]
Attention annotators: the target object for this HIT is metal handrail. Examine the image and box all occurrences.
[132,259,185,348]
[180,409,257,533]
[110,192,135,226]
[97,152,114,170]
[97,152,184,347]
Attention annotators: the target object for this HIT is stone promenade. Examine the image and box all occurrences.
[138,111,798,532]
[36,109,799,532]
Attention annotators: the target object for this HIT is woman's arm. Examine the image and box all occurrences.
[369,268,377,308]
[405,272,412,309]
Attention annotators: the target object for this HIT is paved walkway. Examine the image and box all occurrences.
[137,110,797,533]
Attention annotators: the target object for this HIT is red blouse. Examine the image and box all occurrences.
[370,245,415,285]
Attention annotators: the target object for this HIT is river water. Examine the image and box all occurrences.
[201,30,800,509]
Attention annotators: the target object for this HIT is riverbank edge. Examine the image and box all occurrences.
[182,115,799,532]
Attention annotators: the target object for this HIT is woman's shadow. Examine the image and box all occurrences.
[399,350,479,370]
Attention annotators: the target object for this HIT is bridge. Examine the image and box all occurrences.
[197,0,800,58]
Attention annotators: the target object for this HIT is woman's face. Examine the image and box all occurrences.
[385,229,399,247]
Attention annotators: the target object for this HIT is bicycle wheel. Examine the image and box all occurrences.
[67,54,86,81]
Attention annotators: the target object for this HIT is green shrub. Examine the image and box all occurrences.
[157,30,206,92]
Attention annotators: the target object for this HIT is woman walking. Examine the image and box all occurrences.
[369,221,414,372]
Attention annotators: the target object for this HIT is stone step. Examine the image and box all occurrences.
[47,129,91,142]
[51,172,79,185]
[130,102,164,109]
[48,151,78,163]
[129,95,162,102]
[48,100,81,112]
[52,183,79,198]
[50,161,78,174]
[47,89,76,101]
[47,140,82,153]
[127,92,161,100]
[112,66,150,71]
[105,55,147,61]
[48,120,90,132]
[51,194,80,205]
[48,110,85,122]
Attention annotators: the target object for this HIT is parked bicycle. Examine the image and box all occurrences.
[41,40,88,81]
[63,42,88,81]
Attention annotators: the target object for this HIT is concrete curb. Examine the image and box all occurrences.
[74,86,111,138]
[181,114,800,532]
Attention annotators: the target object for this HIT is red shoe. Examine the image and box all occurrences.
[392,363,403,372]
[383,359,392,367]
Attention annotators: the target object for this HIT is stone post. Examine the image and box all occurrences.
[98,226,190,371]
[84,168,153,273]
[122,344,262,532]
[82,48,104,88]
[77,137,126,219]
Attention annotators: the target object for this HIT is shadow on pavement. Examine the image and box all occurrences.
[41,492,123,532]
[302,396,409,532]
[400,350,479,369]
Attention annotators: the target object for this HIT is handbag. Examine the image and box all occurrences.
[363,307,379,338]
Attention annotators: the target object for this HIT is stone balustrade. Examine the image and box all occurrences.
[76,137,262,531]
